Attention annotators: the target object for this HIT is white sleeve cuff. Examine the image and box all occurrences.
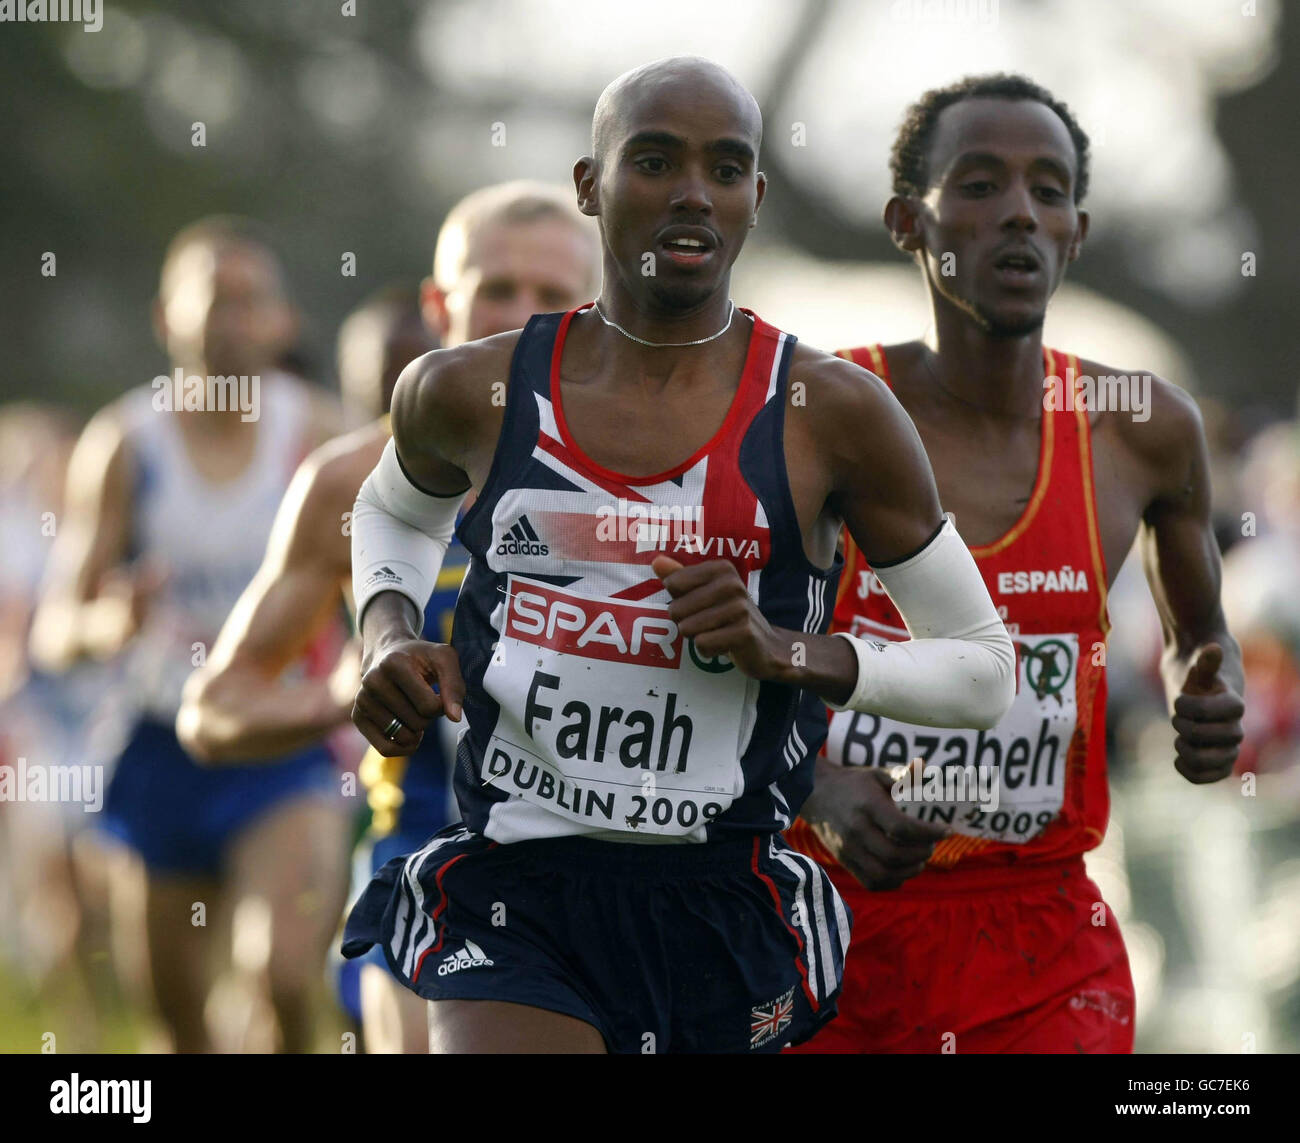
[351,437,467,629]
[827,518,1016,729]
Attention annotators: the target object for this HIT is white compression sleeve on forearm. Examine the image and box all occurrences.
[827,518,1016,729]
[351,437,467,629]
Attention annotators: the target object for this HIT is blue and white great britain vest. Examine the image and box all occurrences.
[450,305,842,843]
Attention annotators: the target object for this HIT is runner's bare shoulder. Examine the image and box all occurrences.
[390,331,523,484]
[784,340,916,468]
[1076,357,1204,496]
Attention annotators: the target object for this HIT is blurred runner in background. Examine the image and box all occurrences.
[30,217,345,1052]
[0,404,126,1049]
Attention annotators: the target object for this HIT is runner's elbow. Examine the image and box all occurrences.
[175,666,241,763]
[969,633,1017,729]
[174,700,215,763]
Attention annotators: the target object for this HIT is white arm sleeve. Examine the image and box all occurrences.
[827,518,1016,729]
[351,437,468,630]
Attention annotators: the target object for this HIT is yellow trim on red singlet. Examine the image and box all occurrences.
[931,831,993,866]
[836,346,885,376]
[864,344,887,378]
[1071,353,1111,636]
[967,348,1057,560]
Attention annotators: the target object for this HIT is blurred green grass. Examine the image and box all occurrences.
[0,956,142,1054]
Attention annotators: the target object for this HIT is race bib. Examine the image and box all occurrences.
[480,576,755,835]
[826,631,1079,845]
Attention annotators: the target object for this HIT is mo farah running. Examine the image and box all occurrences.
[342,57,1015,1054]
[788,75,1246,1053]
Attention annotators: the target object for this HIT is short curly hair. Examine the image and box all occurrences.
[890,73,1091,203]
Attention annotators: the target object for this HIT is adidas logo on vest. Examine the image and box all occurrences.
[496,515,549,556]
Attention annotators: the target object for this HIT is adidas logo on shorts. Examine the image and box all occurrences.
[496,515,549,557]
[436,939,494,976]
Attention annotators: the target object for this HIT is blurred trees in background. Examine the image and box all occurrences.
[1,0,1294,420]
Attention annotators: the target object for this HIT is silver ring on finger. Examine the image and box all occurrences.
[382,717,404,741]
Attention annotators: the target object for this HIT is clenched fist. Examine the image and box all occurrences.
[352,636,464,756]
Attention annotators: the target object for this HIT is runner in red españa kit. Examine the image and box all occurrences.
[788,74,1245,1054]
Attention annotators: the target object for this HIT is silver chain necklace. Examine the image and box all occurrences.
[592,299,736,347]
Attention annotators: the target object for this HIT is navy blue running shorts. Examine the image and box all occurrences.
[336,825,447,1024]
[102,718,338,876]
[342,823,852,1053]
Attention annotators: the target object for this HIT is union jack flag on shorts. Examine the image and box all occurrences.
[751,986,796,1049]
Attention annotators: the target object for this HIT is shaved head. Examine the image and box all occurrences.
[576,55,767,317]
[591,56,763,168]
